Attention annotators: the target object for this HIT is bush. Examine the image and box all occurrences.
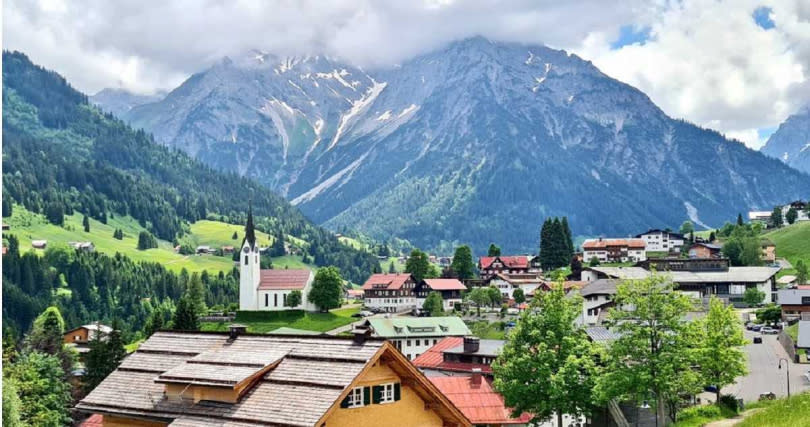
[719,394,742,413]
[677,405,722,422]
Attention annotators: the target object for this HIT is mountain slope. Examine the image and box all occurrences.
[91,87,166,117]
[115,38,810,254]
[2,51,378,283]
[761,106,810,174]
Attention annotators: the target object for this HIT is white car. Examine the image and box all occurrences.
[760,327,778,335]
[804,371,810,383]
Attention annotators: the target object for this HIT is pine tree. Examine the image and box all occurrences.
[450,245,475,280]
[786,207,798,225]
[172,296,199,331]
[186,272,207,315]
[561,216,574,255]
[2,197,13,218]
[771,206,783,228]
[231,231,238,240]
[388,261,396,273]
[82,215,90,232]
[487,244,501,257]
[83,322,109,392]
[539,219,552,270]
[736,213,744,226]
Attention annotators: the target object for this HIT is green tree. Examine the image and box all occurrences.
[405,249,431,282]
[137,231,157,250]
[596,274,701,424]
[696,297,748,404]
[487,286,503,307]
[680,220,695,235]
[172,295,199,331]
[466,287,491,316]
[539,218,571,271]
[2,197,13,218]
[722,227,762,266]
[231,231,238,240]
[493,281,599,427]
[144,309,164,337]
[422,291,444,316]
[589,256,600,267]
[786,207,798,225]
[270,231,286,257]
[6,351,71,426]
[83,322,110,392]
[285,290,302,308]
[513,288,526,304]
[308,266,343,311]
[736,213,744,226]
[450,245,475,280]
[25,306,74,375]
[796,260,808,285]
[388,261,396,273]
[44,202,64,226]
[488,244,501,257]
[742,287,765,306]
[82,214,90,232]
[771,206,783,228]
[113,228,124,240]
[569,255,583,280]
[561,216,574,256]
[755,304,782,325]
[2,377,22,427]
[186,272,207,315]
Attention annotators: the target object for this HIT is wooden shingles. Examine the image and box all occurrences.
[120,352,192,373]
[264,358,364,387]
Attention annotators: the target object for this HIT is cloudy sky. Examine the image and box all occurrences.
[4,0,810,149]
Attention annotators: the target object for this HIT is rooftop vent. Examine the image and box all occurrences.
[228,324,247,340]
[471,368,482,386]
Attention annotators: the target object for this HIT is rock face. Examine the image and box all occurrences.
[110,38,810,253]
[91,88,166,117]
[761,106,810,175]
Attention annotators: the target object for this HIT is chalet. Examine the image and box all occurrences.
[688,242,722,259]
[31,239,47,249]
[414,278,467,311]
[780,201,810,222]
[635,229,685,253]
[413,336,504,377]
[362,273,417,313]
[75,328,470,427]
[63,324,112,355]
[778,288,810,321]
[577,279,619,325]
[362,317,471,361]
[429,373,531,427]
[69,241,95,252]
[239,208,317,311]
[221,245,235,254]
[478,256,538,278]
[777,275,798,287]
[582,238,646,263]
[345,289,364,300]
[488,273,544,300]
[748,211,772,222]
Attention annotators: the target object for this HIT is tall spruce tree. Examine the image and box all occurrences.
[172,296,199,331]
[82,215,90,232]
[487,244,501,257]
[450,245,475,280]
[561,216,574,255]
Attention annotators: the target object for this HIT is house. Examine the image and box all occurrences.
[797,321,810,354]
[478,256,536,278]
[346,289,364,300]
[488,273,544,300]
[363,317,471,361]
[748,211,772,222]
[777,275,798,288]
[414,278,467,311]
[31,239,47,249]
[413,336,504,377]
[429,373,531,426]
[196,245,214,255]
[63,324,113,355]
[584,326,622,344]
[778,288,810,320]
[780,201,810,222]
[362,273,417,313]
[69,241,95,252]
[221,245,235,254]
[582,238,646,263]
[75,328,470,427]
[638,257,730,273]
[577,279,619,325]
[760,239,776,263]
[635,229,685,253]
[239,208,317,311]
[688,242,722,259]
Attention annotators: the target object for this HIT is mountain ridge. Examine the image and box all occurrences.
[761,105,810,174]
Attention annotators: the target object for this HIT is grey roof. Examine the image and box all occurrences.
[778,289,810,305]
[668,267,779,283]
[587,267,651,280]
[443,339,505,357]
[365,316,471,338]
[585,326,622,343]
[580,279,620,297]
[798,321,810,349]
[76,331,384,426]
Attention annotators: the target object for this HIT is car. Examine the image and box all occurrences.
[351,312,364,318]
[804,371,810,383]
[358,310,374,317]
[745,322,754,330]
[704,385,718,393]
[761,327,778,335]
[750,324,762,332]
[752,336,763,344]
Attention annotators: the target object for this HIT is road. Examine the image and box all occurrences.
[719,330,810,403]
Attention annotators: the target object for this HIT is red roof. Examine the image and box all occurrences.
[429,377,532,425]
[798,285,810,290]
[582,238,646,249]
[79,414,104,426]
[479,256,529,270]
[423,278,467,291]
[412,337,492,374]
[361,273,413,290]
[257,269,312,290]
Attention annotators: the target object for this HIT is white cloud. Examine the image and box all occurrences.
[3,0,809,149]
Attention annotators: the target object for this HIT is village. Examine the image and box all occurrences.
[58,201,810,427]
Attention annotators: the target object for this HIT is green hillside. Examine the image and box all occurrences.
[763,221,810,267]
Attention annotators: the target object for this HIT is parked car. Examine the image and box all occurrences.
[745,322,754,330]
[358,310,374,317]
[750,324,762,332]
[804,371,810,383]
[761,327,778,335]
[752,336,763,344]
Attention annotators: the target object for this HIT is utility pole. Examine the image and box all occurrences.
[778,358,790,398]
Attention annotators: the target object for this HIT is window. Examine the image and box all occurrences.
[340,386,370,409]
[802,296,810,305]
[283,293,287,306]
[374,383,399,404]
[274,294,278,307]
[415,339,420,346]
[265,294,268,307]
[244,256,248,265]
[406,340,411,347]
[433,339,438,345]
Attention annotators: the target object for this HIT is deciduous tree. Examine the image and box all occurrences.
[513,288,525,304]
[285,290,302,308]
[786,207,798,225]
[450,245,475,280]
[695,297,747,404]
[308,266,343,311]
[422,291,444,316]
[742,287,765,306]
[680,220,694,235]
[6,351,71,426]
[466,287,491,316]
[796,260,808,285]
[405,249,431,282]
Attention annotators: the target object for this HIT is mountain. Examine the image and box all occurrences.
[761,106,810,174]
[2,51,379,283]
[114,38,810,254]
[91,87,166,117]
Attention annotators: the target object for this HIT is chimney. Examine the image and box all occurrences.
[228,323,247,340]
[352,326,372,345]
[471,368,482,387]
[463,336,480,353]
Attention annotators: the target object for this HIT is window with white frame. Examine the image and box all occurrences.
[379,383,396,403]
[347,387,365,408]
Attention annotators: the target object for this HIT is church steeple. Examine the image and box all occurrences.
[245,201,256,249]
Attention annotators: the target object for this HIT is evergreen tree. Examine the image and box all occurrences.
[405,249,431,282]
[450,245,475,280]
[796,260,808,285]
[771,206,783,228]
[172,296,199,331]
[82,214,90,232]
[44,202,64,226]
[388,261,396,273]
[487,244,501,257]
[83,322,109,392]
[2,197,13,218]
[144,309,164,337]
[137,231,157,250]
[186,272,207,315]
[270,230,286,257]
[569,255,583,280]
[736,213,744,226]
[786,207,798,225]
[308,266,343,311]
[231,231,238,240]
[708,231,716,242]
[422,291,444,316]
[113,228,124,240]
[2,377,22,427]
[106,319,127,370]
[561,216,574,255]
[538,219,552,270]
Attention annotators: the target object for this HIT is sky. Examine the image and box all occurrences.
[4,0,810,150]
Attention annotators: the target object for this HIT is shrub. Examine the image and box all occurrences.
[719,394,742,413]
[677,405,722,422]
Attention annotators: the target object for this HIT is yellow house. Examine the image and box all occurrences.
[76,327,470,427]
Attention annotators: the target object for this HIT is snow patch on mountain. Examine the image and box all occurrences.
[328,79,387,150]
[291,151,371,205]
[684,201,710,229]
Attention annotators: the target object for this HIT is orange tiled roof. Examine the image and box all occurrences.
[479,256,529,270]
[423,278,467,291]
[582,238,645,249]
[429,376,532,425]
[361,273,413,290]
[257,269,311,290]
[412,337,492,374]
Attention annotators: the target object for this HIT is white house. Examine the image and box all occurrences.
[582,238,647,263]
[576,279,619,325]
[238,209,316,311]
[363,317,471,361]
[362,273,417,313]
[635,229,685,253]
[487,274,543,300]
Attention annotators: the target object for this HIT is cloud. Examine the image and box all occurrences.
[3,0,809,149]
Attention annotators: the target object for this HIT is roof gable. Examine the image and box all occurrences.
[422,278,467,291]
[361,273,413,290]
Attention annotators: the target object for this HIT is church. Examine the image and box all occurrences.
[238,207,317,311]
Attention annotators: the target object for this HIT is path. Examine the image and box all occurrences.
[704,409,763,427]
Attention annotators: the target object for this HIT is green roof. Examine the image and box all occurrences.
[268,327,322,335]
[366,317,471,338]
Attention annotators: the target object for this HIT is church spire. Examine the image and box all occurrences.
[245,201,256,249]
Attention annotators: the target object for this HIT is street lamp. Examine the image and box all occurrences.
[778,358,790,398]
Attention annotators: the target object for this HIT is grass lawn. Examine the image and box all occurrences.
[185,220,272,248]
[465,320,506,340]
[125,339,144,353]
[673,404,738,427]
[379,256,406,273]
[270,255,315,270]
[200,307,360,333]
[763,222,810,269]
[738,392,810,427]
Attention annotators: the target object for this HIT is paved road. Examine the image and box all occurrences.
[719,330,810,403]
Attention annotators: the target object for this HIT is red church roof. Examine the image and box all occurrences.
[429,376,532,425]
[257,269,312,290]
[479,256,529,270]
[423,278,467,291]
[361,273,413,290]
